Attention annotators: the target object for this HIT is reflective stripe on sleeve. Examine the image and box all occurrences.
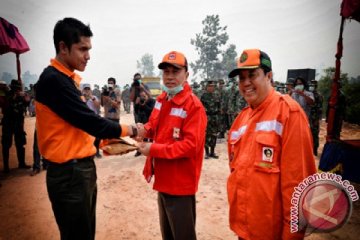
[154,101,162,110]
[255,120,283,136]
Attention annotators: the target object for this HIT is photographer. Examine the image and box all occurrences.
[137,90,155,125]
[102,77,121,122]
[129,73,151,123]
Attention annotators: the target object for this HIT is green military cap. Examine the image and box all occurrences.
[310,79,317,86]
[218,79,225,84]
[206,79,217,86]
[285,78,294,85]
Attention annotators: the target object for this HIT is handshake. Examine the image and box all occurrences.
[129,123,152,156]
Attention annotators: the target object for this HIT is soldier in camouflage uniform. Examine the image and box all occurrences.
[227,79,247,127]
[191,81,202,98]
[216,79,228,138]
[2,80,30,173]
[201,80,220,159]
[309,80,323,156]
[121,84,131,114]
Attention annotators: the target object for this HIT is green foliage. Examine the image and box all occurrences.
[137,53,155,77]
[191,15,235,80]
[318,67,360,124]
[343,76,360,124]
[22,71,38,87]
[1,72,14,84]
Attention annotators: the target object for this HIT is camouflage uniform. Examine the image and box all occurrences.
[121,85,131,114]
[201,80,220,159]
[216,79,228,138]
[309,81,323,156]
[2,80,29,172]
[227,81,247,127]
[191,82,202,98]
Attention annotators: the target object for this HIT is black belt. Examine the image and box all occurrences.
[44,156,94,166]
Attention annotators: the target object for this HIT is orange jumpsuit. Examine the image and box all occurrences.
[227,89,316,239]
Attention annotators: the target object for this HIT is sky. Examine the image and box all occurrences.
[1,0,360,87]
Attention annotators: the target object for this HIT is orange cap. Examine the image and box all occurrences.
[228,49,272,78]
[158,51,188,70]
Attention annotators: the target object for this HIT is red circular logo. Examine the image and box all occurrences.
[300,181,352,232]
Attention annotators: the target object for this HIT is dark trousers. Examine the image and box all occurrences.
[46,157,97,240]
[158,192,197,240]
[32,129,47,170]
[1,116,26,170]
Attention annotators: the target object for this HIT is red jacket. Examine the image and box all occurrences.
[144,82,207,195]
[227,89,316,239]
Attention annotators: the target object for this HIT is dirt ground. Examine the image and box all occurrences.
[0,110,359,240]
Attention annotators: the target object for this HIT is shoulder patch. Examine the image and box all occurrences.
[280,94,300,112]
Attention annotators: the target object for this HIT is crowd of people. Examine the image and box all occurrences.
[0,16,336,240]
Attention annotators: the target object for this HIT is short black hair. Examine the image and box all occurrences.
[294,77,308,88]
[134,73,141,78]
[53,17,93,54]
[108,77,116,84]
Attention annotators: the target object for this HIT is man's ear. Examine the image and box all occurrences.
[58,41,68,54]
[266,71,273,82]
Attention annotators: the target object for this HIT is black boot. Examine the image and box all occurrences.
[210,147,219,159]
[205,147,210,159]
[17,146,30,169]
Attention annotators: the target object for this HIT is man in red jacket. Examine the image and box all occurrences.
[137,51,207,240]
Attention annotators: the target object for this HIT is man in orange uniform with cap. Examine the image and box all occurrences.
[35,17,139,240]
[137,51,207,240]
[227,49,316,239]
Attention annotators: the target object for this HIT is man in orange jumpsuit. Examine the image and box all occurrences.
[227,49,316,239]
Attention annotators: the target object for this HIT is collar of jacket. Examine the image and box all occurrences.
[248,88,276,115]
[158,82,192,106]
[50,58,82,87]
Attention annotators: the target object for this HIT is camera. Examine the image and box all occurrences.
[102,87,110,96]
[132,80,140,87]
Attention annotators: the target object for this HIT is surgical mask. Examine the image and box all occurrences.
[162,84,183,95]
[309,86,315,92]
[294,85,304,91]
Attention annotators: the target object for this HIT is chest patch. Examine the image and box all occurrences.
[262,147,274,162]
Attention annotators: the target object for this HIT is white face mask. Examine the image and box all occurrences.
[309,86,315,92]
[295,85,304,91]
[162,84,183,96]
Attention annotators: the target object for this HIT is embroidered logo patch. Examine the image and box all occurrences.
[240,52,248,63]
[168,53,176,60]
[173,127,180,139]
[262,147,273,162]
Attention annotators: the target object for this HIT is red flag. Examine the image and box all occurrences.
[341,0,360,22]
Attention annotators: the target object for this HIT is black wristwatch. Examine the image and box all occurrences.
[130,126,138,138]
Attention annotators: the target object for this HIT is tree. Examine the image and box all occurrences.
[317,67,360,124]
[137,53,155,77]
[220,44,237,79]
[318,67,348,115]
[22,71,38,87]
[1,72,14,84]
[190,15,230,81]
[343,76,360,124]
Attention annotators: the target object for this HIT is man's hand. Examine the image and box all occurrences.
[135,123,146,141]
[137,142,152,156]
[135,97,141,104]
